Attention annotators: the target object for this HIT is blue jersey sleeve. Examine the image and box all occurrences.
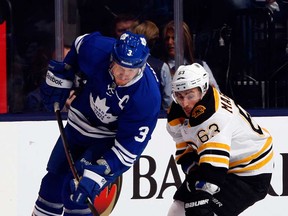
[64,32,115,77]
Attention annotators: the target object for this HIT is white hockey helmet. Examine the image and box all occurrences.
[172,63,209,95]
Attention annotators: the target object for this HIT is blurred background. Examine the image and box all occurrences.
[0,0,287,114]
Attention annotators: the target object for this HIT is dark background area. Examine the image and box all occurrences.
[1,0,288,112]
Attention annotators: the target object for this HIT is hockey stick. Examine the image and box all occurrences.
[54,102,99,216]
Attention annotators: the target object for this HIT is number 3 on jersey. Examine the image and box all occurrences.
[134,126,149,142]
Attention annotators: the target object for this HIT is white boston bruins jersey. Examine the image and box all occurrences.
[167,87,273,179]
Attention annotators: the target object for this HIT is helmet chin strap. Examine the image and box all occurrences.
[125,66,144,86]
[138,64,146,75]
[108,62,115,80]
[200,91,206,100]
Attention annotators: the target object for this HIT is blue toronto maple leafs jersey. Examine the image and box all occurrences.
[63,32,161,175]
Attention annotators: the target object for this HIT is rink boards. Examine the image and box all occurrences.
[0,116,287,215]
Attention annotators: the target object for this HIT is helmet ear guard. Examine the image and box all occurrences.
[112,31,150,69]
[172,63,209,98]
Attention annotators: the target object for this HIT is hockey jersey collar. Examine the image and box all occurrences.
[189,86,218,126]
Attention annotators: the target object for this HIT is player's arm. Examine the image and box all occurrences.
[71,98,160,204]
[40,60,75,112]
[184,130,231,215]
[167,104,199,174]
[176,143,200,174]
[40,33,93,112]
[63,33,89,68]
[197,128,231,185]
[103,104,159,177]
[183,136,229,216]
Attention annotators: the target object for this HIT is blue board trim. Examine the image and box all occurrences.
[0,109,288,122]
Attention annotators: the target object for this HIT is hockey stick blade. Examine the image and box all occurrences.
[54,102,99,216]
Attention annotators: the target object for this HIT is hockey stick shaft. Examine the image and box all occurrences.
[54,102,99,216]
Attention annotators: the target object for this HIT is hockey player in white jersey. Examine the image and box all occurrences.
[166,63,273,216]
[32,31,161,215]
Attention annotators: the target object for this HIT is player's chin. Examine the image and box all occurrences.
[183,109,191,117]
[115,79,129,86]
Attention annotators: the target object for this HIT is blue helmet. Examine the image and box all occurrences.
[112,31,150,68]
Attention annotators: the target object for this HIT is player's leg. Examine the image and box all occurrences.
[32,125,85,215]
[58,124,114,215]
[212,173,272,216]
[60,136,115,215]
[61,174,93,216]
[167,200,185,216]
[32,172,65,216]
[168,177,217,216]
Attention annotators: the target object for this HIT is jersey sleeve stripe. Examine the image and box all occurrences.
[175,145,194,161]
[168,117,186,126]
[199,149,230,158]
[74,34,89,54]
[176,142,188,149]
[199,156,229,168]
[228,150,274,173]
[197,142,230,168]
[213,87,220,111]
[186,141,198,149]
[111,146,135,167]
[115,140,137,159]
[198,142,231,153]
[229,136,273,167]
[110,140,137,167]
[229,144,273,170]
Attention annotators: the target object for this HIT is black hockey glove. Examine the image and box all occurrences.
[184,190,214,216]
[184,180,220,216]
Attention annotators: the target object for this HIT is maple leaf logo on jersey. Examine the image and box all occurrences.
[106,82,117,97]
[90,93,118,123]
[191,105,206,118]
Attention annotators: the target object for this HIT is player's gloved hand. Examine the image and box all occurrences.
[184,190,213,216]
[70,164,115,205]
[75,157,93,176]
[40,60,75,112]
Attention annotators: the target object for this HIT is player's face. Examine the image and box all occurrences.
[111,62,140,86]
[164,29,175,58]
[174,88,202,116]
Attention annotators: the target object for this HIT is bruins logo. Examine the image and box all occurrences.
[191,105,206,118]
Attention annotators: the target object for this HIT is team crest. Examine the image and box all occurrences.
[191,105,206,118]
[90,93,117,123]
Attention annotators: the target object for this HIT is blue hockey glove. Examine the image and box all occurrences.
[184,190,213,216]
[71,164,115,205]
[74,157,93,176]
[40,60,75,112]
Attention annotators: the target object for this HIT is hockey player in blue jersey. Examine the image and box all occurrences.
[32,31,161,216]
